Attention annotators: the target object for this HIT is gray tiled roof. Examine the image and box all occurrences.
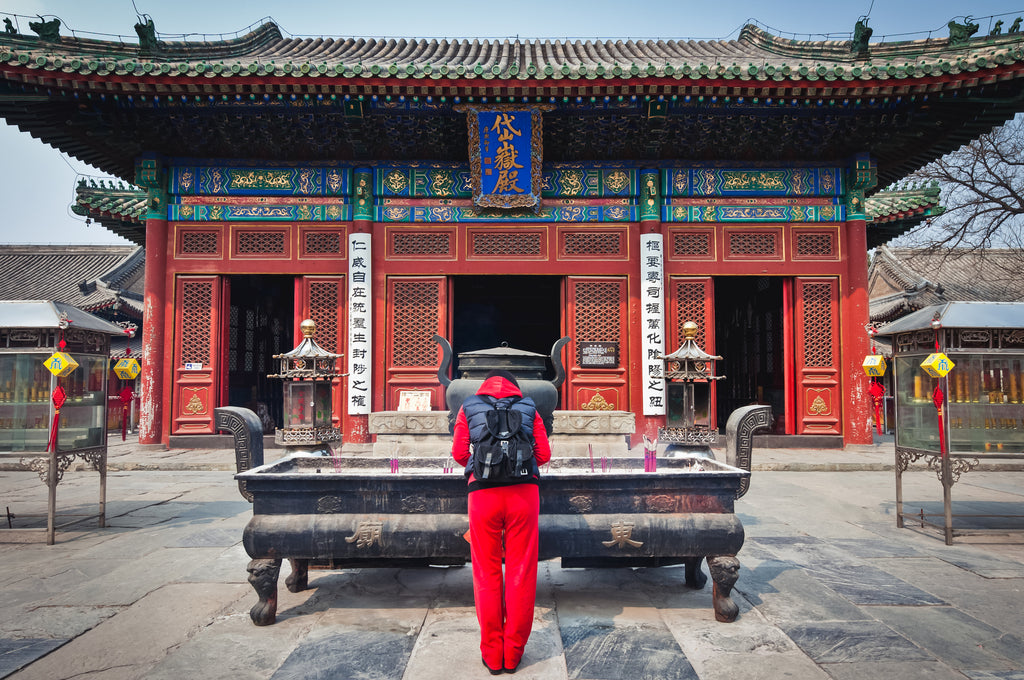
[0,245,145,318]
[868,245,1024,323]
[4,22,1023,84]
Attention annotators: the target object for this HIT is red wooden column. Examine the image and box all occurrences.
[346,168,373,444]
[636,168,665,443]
[842,155,877,445]
[135,156,169,445]
[843,216,873,444]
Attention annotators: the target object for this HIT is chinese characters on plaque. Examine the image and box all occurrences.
[480,111,531,197]
[463,106,548,210]
[348,233,371,415]
[641,234,666,415]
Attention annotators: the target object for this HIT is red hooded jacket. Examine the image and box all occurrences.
[451,375,552,487]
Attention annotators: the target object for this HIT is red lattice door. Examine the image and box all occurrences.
[794,277,841,435]
[565,277,629,411]
[172,275,224,435]
[668,276,717,428]
[299,277,346,426]
[386,276,448,410]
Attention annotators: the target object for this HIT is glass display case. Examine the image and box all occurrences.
[0,343,110,452]
[0,353,54,451]
[895,352,1024,454]
[0,300,125,544]
[878,301,1024,544]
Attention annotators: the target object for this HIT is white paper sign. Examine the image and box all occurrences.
[640,233,665,415]
[348,233,372,415]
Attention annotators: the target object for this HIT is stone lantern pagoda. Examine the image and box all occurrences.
[268,319,343,450]
[659,321,726,454]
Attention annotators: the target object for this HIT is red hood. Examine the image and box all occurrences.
[475,376,523,399]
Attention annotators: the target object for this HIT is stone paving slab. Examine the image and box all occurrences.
[0,639,67,680]
[8,582,251,680]
[1,456,1022,679]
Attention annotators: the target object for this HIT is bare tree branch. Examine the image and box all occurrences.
[895,114,1024,258]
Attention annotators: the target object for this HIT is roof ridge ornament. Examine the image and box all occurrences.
[28,15,60,42]
[851,18,871,58]
[134,14,157,53]
[948,17,979,46]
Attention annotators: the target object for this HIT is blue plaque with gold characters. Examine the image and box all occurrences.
[460,104,552,211]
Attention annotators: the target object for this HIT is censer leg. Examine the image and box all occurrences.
[246,558,282,626]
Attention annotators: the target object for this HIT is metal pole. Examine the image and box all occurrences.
[46,449,56,545]
[895,451,904,528]
[942,450,954,545]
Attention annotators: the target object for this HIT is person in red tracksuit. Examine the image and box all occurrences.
[451,368,551,675]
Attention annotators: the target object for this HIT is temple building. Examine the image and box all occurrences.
[2,14,1021,449]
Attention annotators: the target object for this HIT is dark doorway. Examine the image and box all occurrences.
[714,276,785,430]
[227,275,294,430]
[451,276,562,379]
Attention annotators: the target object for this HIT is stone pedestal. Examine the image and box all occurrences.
[549,410,635,457]
[367,410,635,458]
[367,411,451,457]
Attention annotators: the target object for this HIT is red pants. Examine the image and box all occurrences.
[468,483,540,670]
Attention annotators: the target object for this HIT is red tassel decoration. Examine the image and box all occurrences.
[46,385,67,453]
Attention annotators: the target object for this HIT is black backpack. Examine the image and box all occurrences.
[470,396,535,483]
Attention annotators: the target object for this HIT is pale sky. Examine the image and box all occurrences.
[2,0,1022,245]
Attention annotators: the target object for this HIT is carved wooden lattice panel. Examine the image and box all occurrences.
[470,231,543,257]
[304,231,343,256]
[671,230,713,258]
[180,281,213,364]
[794,277,840,435]
[386,277,447,411]
[561,231,624,257]
[573,281,621,359]
[726,230,780,258]
[794,231,837,259]
[669,276,716,427]
[308,281,341,354]
[801,283,834,368]
[236,230,286,254]
[180,230,219,255]
[671,278,712,351]
[391,232,452,257]
[300,277,345,426]
[391,280,442,367]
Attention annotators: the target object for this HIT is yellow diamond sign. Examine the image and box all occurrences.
[862,355,887,377]
[113,357,141,380]
[921,352,955,378]
[43,351,79,377]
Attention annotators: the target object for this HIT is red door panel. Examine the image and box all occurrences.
[172,275,222,434]
[794,277,841,435]
[565,277,629,411]
[386,276,448,411]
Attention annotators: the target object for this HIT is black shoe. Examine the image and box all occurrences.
[482,657,503,675]
[504,662,520,674]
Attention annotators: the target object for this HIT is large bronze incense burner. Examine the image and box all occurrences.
[218,332,770,627]
[230,451,750,625]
